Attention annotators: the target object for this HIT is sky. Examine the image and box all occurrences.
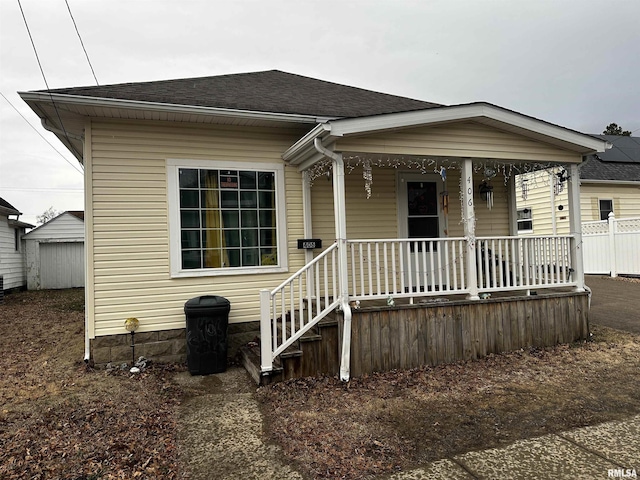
[1,0,639,226]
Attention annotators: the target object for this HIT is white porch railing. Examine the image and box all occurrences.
[259,242,340,373]
[260,234,576,373]
[347,238,469,300]
[475,235,575,292]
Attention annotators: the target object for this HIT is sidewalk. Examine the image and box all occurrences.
[176,367,638,480]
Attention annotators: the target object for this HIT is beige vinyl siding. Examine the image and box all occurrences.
[335,121,583,163]
[580,183,640,221]
[310,167,509,242]
[88,119,307,337]
[515,170,571,235]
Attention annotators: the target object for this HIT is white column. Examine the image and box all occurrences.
[332,154,353,381]
[550,170,557,235]
[567,163,585,291]
[507,174,518,236]
[462,159,479,299]
[302,172,315,297]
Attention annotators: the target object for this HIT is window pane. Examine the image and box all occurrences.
[203,249,223,268]
[261,248,277,265]
[181,210,200,228]
[517,209,532,221]
[224,229,240,247]
[180,190,199,208]
[259,191,275,209]
[408,217,439,238]
[240,171,257,189]
[221,191,238,208]
[179,169,198,188]
[182,250,201,269]
[260,228,276,247]
[219,171,238,189]
[242,229,258,247]
[242,248,260,266]
[222,210,239,228]
[201,229,221,248]
[241,210,258,227]
[259,209,275,227]
[226,249,240,267]
[200,169,218,189]
[240,191,257,208]
[181,230,200,249]
[518,220,533,231]
[201,190,219,209]
[407,182,438,216]
[258,172,275,190]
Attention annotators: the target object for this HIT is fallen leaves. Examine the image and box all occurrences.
[0,289,187,480]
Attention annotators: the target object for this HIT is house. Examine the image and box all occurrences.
[20,70,608,381]
[0,197,34,297]
[514,135,640,277]
[515,135,640,236]
[23,211,85,290]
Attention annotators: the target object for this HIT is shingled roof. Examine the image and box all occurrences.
[580,135,640,182]
[40,70,440,119]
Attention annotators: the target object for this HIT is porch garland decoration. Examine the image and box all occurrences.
[307,153,564,203]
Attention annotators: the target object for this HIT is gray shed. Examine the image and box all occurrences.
[23,211,85,290]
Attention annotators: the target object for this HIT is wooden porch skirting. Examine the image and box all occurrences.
[340,291,589,378]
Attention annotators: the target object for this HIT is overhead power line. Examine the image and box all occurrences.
[1,91,84,176]
[64,0,99,85]
[17,0,78,159]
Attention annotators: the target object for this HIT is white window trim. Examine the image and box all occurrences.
[167,158,288,278]
[517,207,533,234]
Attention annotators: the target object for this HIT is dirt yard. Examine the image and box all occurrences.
[259,325,640,479]
[0,289,187,479]
[2,288,640,480]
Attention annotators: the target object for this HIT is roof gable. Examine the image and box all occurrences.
[38,70,440,119]
[0,197,20,215]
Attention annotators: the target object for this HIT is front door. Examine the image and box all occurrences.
[398,173,445,290]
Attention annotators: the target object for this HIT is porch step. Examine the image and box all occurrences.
[240,314,341,385]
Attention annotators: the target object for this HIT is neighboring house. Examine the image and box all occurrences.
[515,135,640,235]
[0,197,34,295]
[23,211,85,290]
[20,70,608,381]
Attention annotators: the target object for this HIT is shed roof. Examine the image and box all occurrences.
[38,70,440,119]
[580,135,640,182]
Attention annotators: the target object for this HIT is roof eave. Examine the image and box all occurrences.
[18,92,324,125]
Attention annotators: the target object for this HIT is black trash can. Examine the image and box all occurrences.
[184,295,231,375]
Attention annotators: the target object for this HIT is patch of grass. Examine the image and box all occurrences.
[259,323,640,479]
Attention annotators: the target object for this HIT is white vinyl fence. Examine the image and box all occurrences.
[582,214,640,277]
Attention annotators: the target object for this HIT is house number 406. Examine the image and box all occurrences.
[467,176,473,207]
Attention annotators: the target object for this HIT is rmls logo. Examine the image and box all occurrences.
[608,469,637,478]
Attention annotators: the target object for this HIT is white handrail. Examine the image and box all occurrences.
[260,242,339,373]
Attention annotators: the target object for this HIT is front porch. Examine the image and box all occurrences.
[246,108,606,384]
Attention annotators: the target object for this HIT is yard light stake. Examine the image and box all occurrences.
[124,317,140,366]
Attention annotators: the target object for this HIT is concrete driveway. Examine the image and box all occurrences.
[586,275,640,334]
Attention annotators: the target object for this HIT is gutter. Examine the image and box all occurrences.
[20,91,323,125]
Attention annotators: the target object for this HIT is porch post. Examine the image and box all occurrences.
[332,153,353,381]
[567,163,585,291]
[302,172,315,298]
[507,174,518,236]
[462,158,479,300]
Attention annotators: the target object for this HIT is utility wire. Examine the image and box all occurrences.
[1,91,84,176]
[17,0,77,159]
[64,0,99,85]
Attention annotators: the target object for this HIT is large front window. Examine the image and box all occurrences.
[168,160,286,276]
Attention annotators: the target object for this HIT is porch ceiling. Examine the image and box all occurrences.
[283,103,610,170]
